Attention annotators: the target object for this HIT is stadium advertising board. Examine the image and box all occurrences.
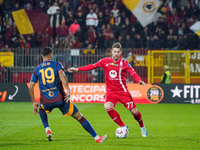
[26,83,164,104]
[0,83,199,104]
[158,84,200,104]
[0,83,30,102]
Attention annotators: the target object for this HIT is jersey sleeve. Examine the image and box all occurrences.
[30,70,38,83]
[126,63,141,82]
[78,59,103,71]
[56,62,64,71]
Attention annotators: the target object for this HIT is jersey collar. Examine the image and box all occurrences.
[111,57,121,63]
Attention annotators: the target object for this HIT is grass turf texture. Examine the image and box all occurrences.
[0,103,200,150]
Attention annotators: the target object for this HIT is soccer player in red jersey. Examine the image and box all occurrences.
[68,42,148,137]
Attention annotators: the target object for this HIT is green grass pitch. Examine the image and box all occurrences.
[0,102,200,150]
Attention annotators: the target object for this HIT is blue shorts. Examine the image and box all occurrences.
[39,100,78,116]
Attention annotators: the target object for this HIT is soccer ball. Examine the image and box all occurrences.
[115,126,129,138]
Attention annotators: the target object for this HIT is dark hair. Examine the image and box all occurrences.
[112,42,122,50]
[41,47,53,56]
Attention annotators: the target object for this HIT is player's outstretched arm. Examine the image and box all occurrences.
[67,67,78,73]
[68,64,97,72]
[29,82,39,115]
[58,69,70,102]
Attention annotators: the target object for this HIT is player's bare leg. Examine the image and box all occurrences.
[130,108,147,137]
[104,102,126,127]
[72,111,107,143]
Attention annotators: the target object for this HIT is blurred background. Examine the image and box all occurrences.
[0,0,200,84]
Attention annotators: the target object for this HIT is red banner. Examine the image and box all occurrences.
[27,83,164,104]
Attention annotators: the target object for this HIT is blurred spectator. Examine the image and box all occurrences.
[110,4,119,18]
[76,11,86,31]
[3,13,12,26]
[66,31,75,43]
[171,35,178,50]
[185,2,192,18]
[86,9,98,27]
[69,19,80,35]
[96,29,105,50]
[8,29,20,48]
[2,0,12,14]
[24,3,33,10]
[120,11,126,25]
[72,38,81,48]
[61,1,71,16]
[12,2,22,11]
[66,11,74,26]
[178,26,184,36]
[97,12,106,31]
[56,20,69,41]
[179,6,187,21]
[167,0,175,12]
[124,35,135,49]
[112,17,120,37]
[129,27,137,41]
[85,26,96,45]
[156,16,168,33]
[108,12,114,25]
[74,27,84,43]
[104,24,112,42]
[47,2,60,15]
[183,34,188,49]
[106,33,116,49]
[145,36,153,49]
[117,35,125,48]
[191,2,199,19]
[37,1,47,13]
[69,0,79,15]
[37,31,50,47]
[152,35,162,49]
[0,34,4,48]
[49,9,64,39]
[177,35,185,50]
[81,39,94,49]
[134,34,144,49]
[164,35,173,49]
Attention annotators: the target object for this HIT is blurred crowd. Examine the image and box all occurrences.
[0,0,200,52]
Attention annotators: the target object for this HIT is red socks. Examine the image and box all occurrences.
[106,108,144,128]
[133,111,144,127]
[106,108,125,127]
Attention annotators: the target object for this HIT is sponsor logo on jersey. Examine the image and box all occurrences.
[49,91,54,97]
[147,85,164,103]
[109,70,117,78]
[110,63,118,66]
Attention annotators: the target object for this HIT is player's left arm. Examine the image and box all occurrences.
[58,69,70,102]
[29,81,39,115]
[126,63,145,86]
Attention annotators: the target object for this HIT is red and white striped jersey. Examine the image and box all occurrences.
[78,57,141,93]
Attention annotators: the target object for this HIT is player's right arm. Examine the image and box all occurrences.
[58,69,70,102]
[67,59,103,72]
[29,81,38,115]
[29,70,39,115]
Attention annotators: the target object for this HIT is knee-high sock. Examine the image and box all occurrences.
[106,108,125,127]
[39,108,49,128]
[133,110,144,127]
[78,116,97,137]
